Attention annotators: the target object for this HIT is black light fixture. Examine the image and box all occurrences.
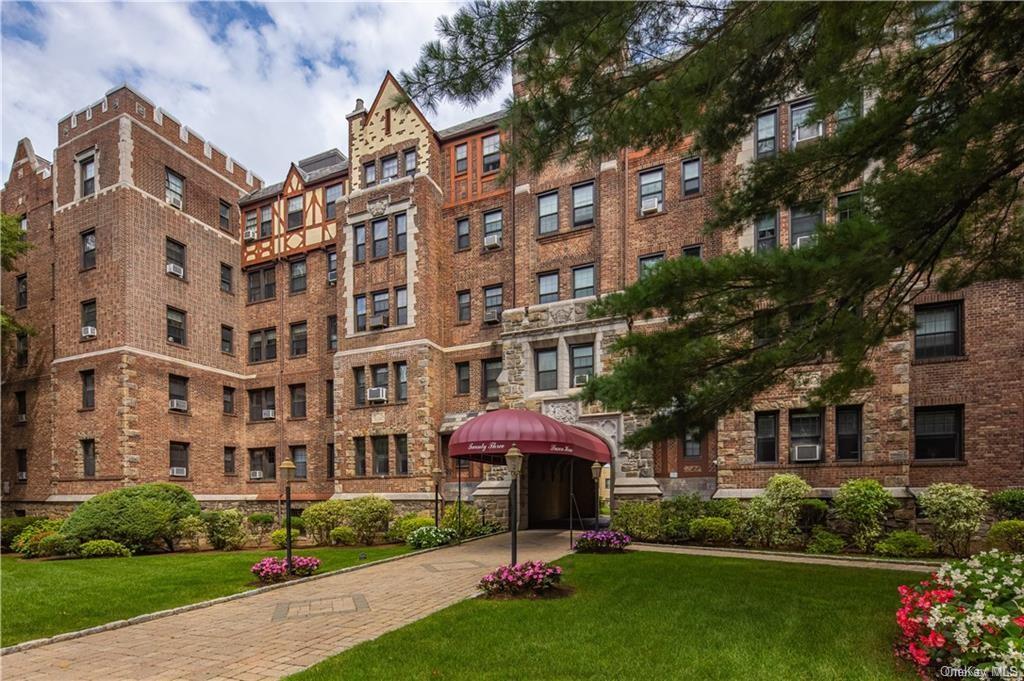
[431,466,444,527]
[279,457,296,574]
[591,461,602,531]
[505,445,524,565]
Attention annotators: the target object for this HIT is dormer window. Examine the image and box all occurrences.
[363,162,376,187]
[382,156,398,182]
[287,196,303,230]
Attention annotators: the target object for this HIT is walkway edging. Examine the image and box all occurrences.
[630,542,938,572]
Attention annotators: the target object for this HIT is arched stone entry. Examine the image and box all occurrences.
[525,454,598,529]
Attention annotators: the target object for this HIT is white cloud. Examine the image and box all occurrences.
[1,1,509,184]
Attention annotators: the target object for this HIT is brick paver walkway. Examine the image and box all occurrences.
[1,530,572,681]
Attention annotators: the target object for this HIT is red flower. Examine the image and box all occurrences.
[908,643,930,667]
[923,630,946,648]
[1013,615,1024,628]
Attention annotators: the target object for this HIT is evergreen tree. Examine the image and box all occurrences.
[1,212,32,343]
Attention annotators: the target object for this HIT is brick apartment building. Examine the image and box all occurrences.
[2,75,1021,524]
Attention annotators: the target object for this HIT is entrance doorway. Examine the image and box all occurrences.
[526,454,598,529]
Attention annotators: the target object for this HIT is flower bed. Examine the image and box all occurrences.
[478,561,563,598]
[250,556,322,584]
[574,530,631,553]
[895,550,1024,678]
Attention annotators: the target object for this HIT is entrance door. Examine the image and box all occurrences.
[526,455,598,529]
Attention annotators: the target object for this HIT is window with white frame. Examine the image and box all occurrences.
[538,271,559,304]
[572,182,594,226]
[538,192,559,234]
[482,134,500,172]
[681,158,701,196]
[790,100,822,145]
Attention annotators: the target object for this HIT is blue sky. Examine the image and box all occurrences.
[1,1,509,182]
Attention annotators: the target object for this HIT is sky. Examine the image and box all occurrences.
[0,1,510,183]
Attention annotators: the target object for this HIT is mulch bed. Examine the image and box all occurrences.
[482,584,576,601]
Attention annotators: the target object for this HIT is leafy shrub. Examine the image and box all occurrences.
[688,517,734,545]
[38,532,78,557]
[918,483,988,557]
[177,515,206,551]
[478,561,562,597]
[79,539,132,558]
[407,526,458,549]
[1,516,45,550]
[797,498,829,529]
[986,520,1024,552]
[659,494,704,542]
[201,510,248,551]
[289,515,306,534]
[440,503,482,540]
[246,513,275,547]
[806,528,845,555]
[301,501,348,545]
[574,530,631,553]
[989,489,1024,520]
[611,501,661,542]
[386,513,435,543]
[329,526,358,546]
[702,498,743,524]
[833,479,898,551]
[742,474,812,549]
[271,528,301,549]
[12,519,65,558]
[62,483,201,553]
[342,496,394,545]
[875,531,935,558]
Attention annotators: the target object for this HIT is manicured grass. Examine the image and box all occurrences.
[293,551,917,681]
[1,544,409,647]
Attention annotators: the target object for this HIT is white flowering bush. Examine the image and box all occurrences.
[918,483,988,557]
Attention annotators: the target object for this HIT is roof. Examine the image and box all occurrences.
[240,148,348,205]
[436,110,505,140]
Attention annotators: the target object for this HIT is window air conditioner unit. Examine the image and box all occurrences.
[366,387,388,403]
[483,309,501,324]
[641,196,661,215]
[573,374,591,387]
[369,314,389,330]
[794,235,815,249]
[792,444,821,462]
[262,409,276,419]
[169,467,188,477]
[169,399,188,412]
[250,470,264,480]
[243,227,258,242]
[327,270,337,284]
[167,194,183,210]
[166,263,185,278]
[81,326,98,339]
[16,414,28,423]
[17,471,28,481]
[483,233,502,250]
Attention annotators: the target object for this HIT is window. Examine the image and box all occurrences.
[15,333,28,366]
[325,184,342,220]
[326,442,336,479]
[220,263,233,293]
[81,230,97,269]
[535,348,558,391]
[483,358,502,401]
[165,169,184,207]
[570,343,594,382]
[326,380,334,416]
[353,438,367,476]
[381,155,398,181]
[354,295,367,332]
[292,446,308,479]
[81,299,97,329]
[248,328,277,363]
[223,386,235,414]
[915,405,963,460]
[456,218,470,250]
[81,370,95,409]
[915,301,962,359]
[372,219,388,258]
[80,156,96,197]
[756,110,777,158]
[754,411,778,463]
[484,210,502,238]
[395,362,408,401]
[484,285,503,316]
[15,391,27,420]
[169,375,188,409]
[394,213,407,253]
[372,290,389,324]
[82,439,96,477]
[572,182,594,227]
[372,436,389,475]
[246,210,257,236]
[19,215,27,234]
[791,100,822,145]
[15,275,27,308]
[16,449,27,482]
[756,213,778,251]
[285,259,306,294]
[395,435,409,475]
[456,362,470,394]
[165,238,186,278]
[837,95,862,132]
[260,206,272,238]
[327,315,338,351]
[248,387,275,421]
[169,442,189,476]
[482,134,500,172]
[457,291,471,322]
[287,196,303,230]
[915,1,955,48]
[639,168,664,210]
[538,192,559,234]
[290,321,307,357]
[572,265,595,298]
[404,148,417,174]
[836,405,862,461]
[247,266,276,303]
[789,409,824,461]
[681,158,701,196]
[363,161,376,186]
[224,447,236,475]
[354,367,366,406]
[836,192,862,223]
[290,384,307,418]
[221,325,234,354]
[790,203,822,246]
[395,287,408,326]
[249,448,276,480]
[166,307,186,345]
[538,272,559,304]
[371,364,389,391]
[455,144,468,174]
[219,200,231,231]
[353,225,366,262]
[326,250,337,282]
[638,253,665,278]
[682,245,703,259]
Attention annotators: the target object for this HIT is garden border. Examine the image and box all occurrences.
[629,542,938,572]
[0,531,504,656]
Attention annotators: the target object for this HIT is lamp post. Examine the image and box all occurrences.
[505,445,524,566]
[591,461,602,531]
[431,466,444,527]
[279,457,296,574]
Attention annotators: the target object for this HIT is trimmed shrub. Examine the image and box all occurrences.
[387,513,435,543]
[271,528,301,550]
[177,515,206,551]
[986,520,1024,552]
[440,503,482,540]
[833,479,897,551]
[797,498,829,530]
[688,517,734,545]
[989,489,1024,520]
[574,530,632,553]
[875,531,935,558]
[329,526,358,546]
[1,516,45,550]
[62,483,200,553]
[343,496,394,544]
[918,483,988,557]
[407,526,458,549]
[742,474,812,549]
[79,539,132,558]
[659,494,703,542]
[12,519,65,558]
[201,509,248,551]
[611,501,661,542]
[702,498,743,524]
[288,515,306,534]
[247,513,275,547]
[806,527,845,555]
[301,501,348,545]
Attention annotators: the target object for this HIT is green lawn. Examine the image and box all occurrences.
[293,551,917,681]
[1,544,409,647]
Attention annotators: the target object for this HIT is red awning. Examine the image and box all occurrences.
[448,409,611,464]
